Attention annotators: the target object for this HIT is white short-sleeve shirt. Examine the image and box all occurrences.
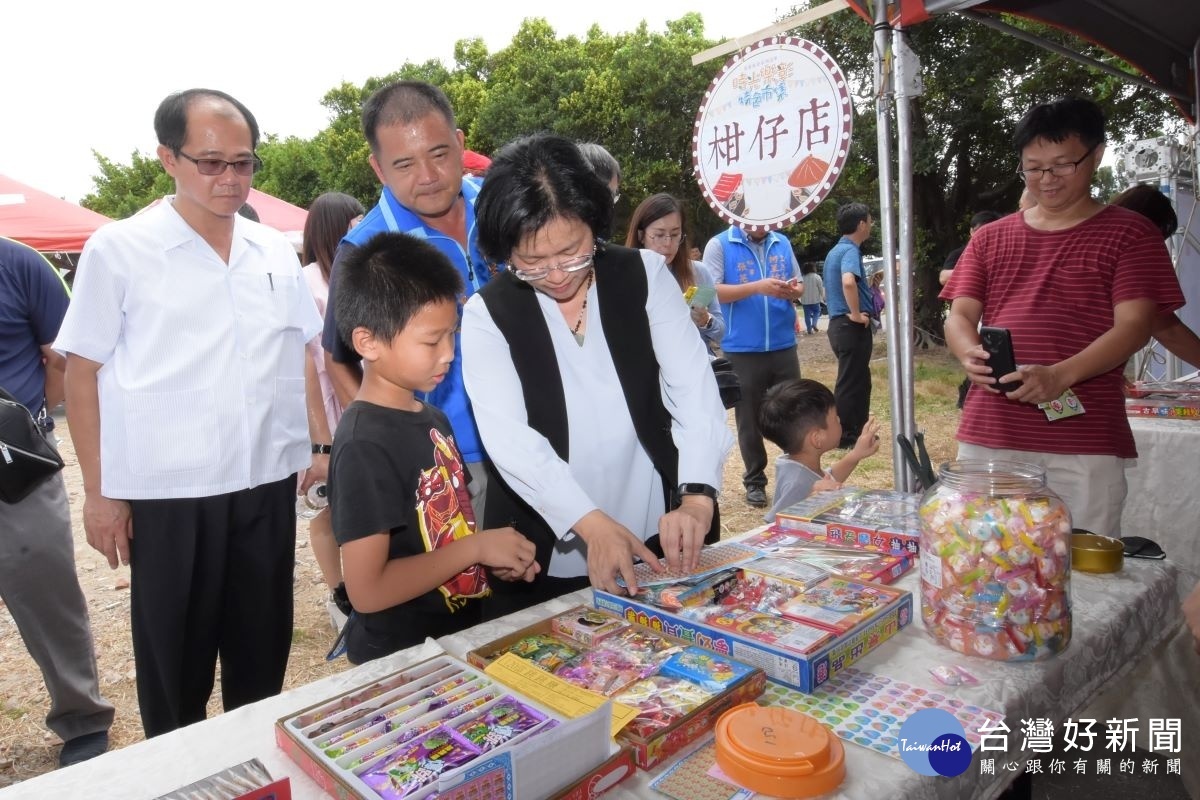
[55,199,322,499]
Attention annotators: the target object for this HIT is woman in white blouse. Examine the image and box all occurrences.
[461,134,732,615]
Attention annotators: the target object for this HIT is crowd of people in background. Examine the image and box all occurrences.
[5,82,1199,770]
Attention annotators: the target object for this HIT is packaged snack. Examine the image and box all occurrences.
[297,661,453,733]
[499,634,582,672]
[554,646,654,695]
[635,568,741,610]
[603,626,683,663]
[549,609,628,647]
[359,726,481,799]
[658,647,755,692]
[338,689,501,765]
[321,676,485,755]
[721,572,803,614]
[614,676,715,738]
[778,577,904,633]
[681,606,835,655]
[454,696,547,751]
[928,664,981,687]
[740,556,829,590]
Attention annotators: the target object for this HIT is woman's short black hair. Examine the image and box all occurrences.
[474,133,614,265]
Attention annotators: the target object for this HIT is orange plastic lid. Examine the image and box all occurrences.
[715,703,846,798]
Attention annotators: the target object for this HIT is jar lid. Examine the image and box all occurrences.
[1071,531,1123,573]
[715,703,845,798]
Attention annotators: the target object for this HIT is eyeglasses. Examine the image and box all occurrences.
[177,151,263,177]
[506,249,595,282]
[1016,145,1097,182]
[646,232,685,245]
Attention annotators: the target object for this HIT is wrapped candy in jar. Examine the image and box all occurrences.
[919,460,1071,661]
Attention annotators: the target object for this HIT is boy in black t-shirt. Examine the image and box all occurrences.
[329,232,539,664]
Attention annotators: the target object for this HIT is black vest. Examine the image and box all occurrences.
[478,243,720,574]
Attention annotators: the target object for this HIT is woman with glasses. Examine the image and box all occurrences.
[461,134,732,615]
[625,193,725,350]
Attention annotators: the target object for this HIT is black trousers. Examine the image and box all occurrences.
[828,315,874,442]
[725,346,801,490]
[127,475,296,737]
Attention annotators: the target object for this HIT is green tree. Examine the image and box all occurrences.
[255,134,324,207]
[81,151,173,219]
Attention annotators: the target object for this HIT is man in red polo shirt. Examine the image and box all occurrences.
[941,97,1182,537]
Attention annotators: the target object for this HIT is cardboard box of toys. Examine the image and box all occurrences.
[465,606,767,770]
[275,651,634,800]
[738,528,913,585]
[593,563,913,693]
[771,488,922,557]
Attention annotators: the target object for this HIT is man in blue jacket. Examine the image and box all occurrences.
[704,225,803,508]
[323,81,490,517]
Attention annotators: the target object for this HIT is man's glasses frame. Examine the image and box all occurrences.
[1016,144,1097,182]
[177,151,263,177]
[505,250,595,282]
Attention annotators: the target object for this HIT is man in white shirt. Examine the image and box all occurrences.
[57,89,324,737]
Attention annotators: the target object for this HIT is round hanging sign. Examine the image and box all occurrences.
[693,36,853,231]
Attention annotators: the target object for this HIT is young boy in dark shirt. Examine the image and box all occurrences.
[759,378,881,522]
[329,232,538,664]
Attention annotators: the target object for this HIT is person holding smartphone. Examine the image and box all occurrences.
[941,97,1182,537]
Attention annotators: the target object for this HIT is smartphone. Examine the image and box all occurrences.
[979,326,1022,393]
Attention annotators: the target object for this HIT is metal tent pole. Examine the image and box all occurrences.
[892,22,920,490]
[872,0,909,489]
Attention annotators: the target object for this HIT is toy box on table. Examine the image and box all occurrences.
[739,529,913,584]
[771,488,922,557]
[275,651,634,800]
[464,606,766,770]
[594,575,913,693]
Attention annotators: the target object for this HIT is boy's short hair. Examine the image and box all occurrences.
[1014,96,1106,153]
[760,378,836,455]
[334,232,463,349]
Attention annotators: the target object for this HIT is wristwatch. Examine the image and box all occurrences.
[311,443,332,455]
[678,483,718,500]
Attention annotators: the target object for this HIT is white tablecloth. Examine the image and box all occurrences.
[1124,417,1200,585]
[0,560,1184,800]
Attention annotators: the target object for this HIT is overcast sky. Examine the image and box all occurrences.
[2,1,787,203]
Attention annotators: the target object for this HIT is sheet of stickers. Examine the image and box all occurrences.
[759,666,1004,760]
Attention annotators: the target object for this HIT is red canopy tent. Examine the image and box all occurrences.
[0,174,112,252]
[244,187,308,237]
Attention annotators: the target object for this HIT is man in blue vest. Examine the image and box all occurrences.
[323,81,490,517]
[704,225,803,508]
[823,203,875,448]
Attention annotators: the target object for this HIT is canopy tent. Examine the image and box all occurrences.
[698,0,1199,488]
[243,187,308,237]
[0,174,112,252]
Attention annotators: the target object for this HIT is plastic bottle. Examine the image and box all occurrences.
[296,482,329,520]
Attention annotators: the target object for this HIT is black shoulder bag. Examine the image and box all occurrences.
[0,388,65,504]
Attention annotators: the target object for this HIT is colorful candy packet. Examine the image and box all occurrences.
[499,634,582,672]
[359,726,481,799]
[613,675,714,738]
[454,696,547,751]
[348,691,501,771]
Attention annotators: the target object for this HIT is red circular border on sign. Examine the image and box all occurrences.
[692,36,854,232]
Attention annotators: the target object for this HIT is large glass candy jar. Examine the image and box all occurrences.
[919,461,1071,661]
